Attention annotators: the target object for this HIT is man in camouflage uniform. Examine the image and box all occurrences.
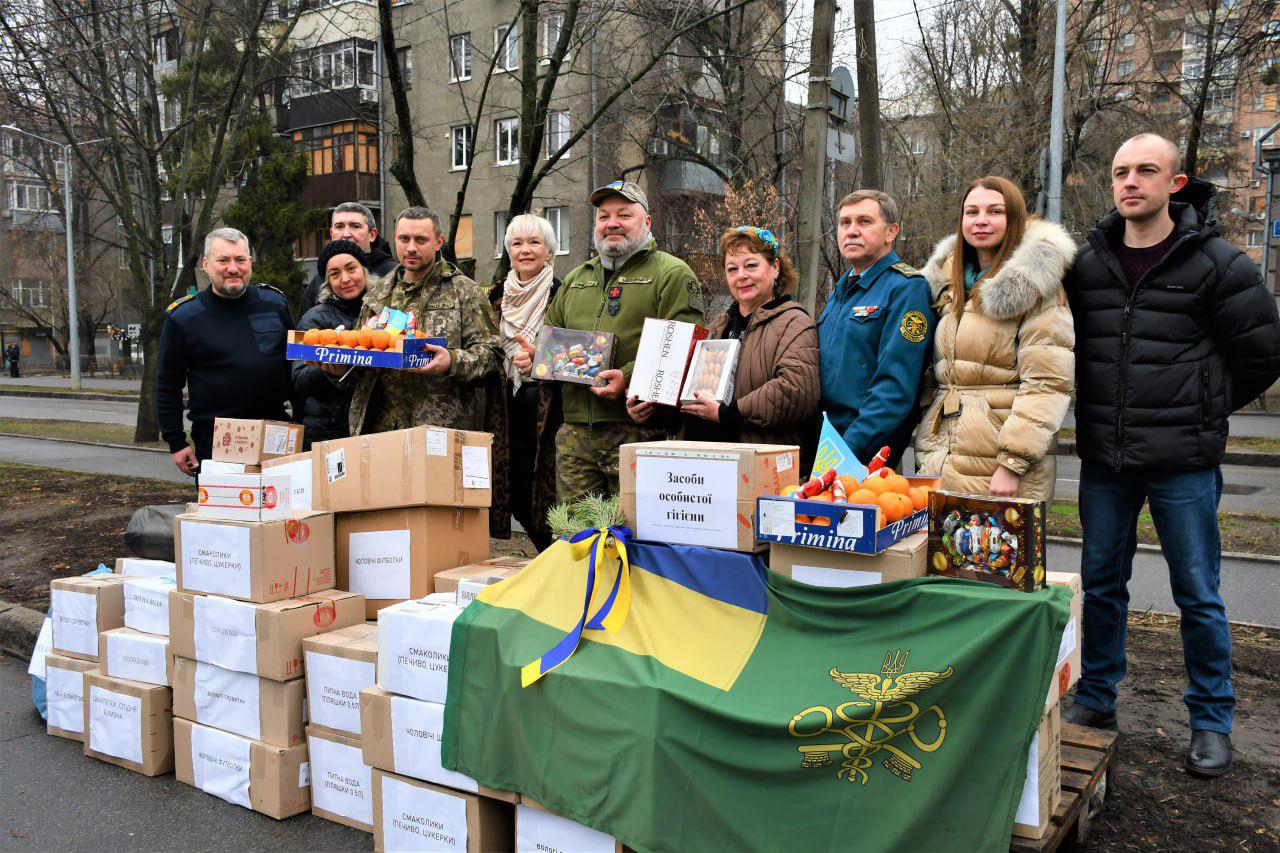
[348,207,502,434]
[537,181,704,502]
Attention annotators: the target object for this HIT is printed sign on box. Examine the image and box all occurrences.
[633,451,738,549]
[626,318,708,405]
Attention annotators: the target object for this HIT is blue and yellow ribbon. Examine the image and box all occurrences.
[520,526,633,687]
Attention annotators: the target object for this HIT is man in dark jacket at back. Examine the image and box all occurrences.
[297,202,398,317]
[1063,133,1280,777]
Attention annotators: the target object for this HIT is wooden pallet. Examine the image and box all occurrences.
[1010,723,1119,852]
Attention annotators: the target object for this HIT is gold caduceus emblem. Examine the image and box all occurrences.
[789,650,952,785]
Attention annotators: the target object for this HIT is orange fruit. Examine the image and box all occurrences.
[849,488,879,506]
[358,328,374,349]
[318,329,338,345]
[370,330,391,350]
[338,329,359,347]
[861,476,891,496]
[907,486,929,511]
[836,474,862,495]
[302,328,321,345]
[809,516,832,527]
[780,484,800,498]
[795,514,812,524]
[878,492,913,523]
[811,490,834,502]
[883,473,911,496]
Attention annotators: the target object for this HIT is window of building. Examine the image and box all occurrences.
[1117,60,1134,77]
[495,117,519,165]
[1183,29,1204,50]
[495,25,519,72]
[9,278,50,307]
[293,121,379,176]
[1205,87,1233,114]
[8,180,51,211]
[1157,59,1178,77]
[542,13,565,60]
[546,110,571,158]
[545,206,569,255]
[647,137,669,157]
[451,125,472,170]
[494,210,511,258]
[453,214,473,258]
[396,46,413,87]
[154,29,178,66]
[1247,231,1264,248]
[1248,195,1267,214]
[1182,57,1205,80]
[290,41,376,99]
[1114,2,1129,16]
[1120,32,1135,50]
[161,225,174,245]
[450,33,471,81]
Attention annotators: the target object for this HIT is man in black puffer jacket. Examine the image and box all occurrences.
[1063,133,1280,778]
[296,203,399,317]
[293,240,376,448]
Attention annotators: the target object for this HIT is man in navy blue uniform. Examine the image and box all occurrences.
[156,227,293,475]
[817,189,934,468]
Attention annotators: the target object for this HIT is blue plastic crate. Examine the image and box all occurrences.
[286,331,446,370]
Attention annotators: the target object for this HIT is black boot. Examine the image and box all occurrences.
[1061,700,1117,730]
[1185,730,1231,778]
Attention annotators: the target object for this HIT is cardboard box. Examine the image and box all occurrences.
[312,426,493,513]
[201,460,263,475]
[927,491,1047,592]
[518,798,625,853]
[82,671,174,776]
[1044,571,1083,713]
[431,557,529,595]
[169,589,364,681]
[531,326,615,385]
[432,561,524,605]
[122,575,177,636]
[376,595,464,703]
[51,575,126,661]
[174,718,311,819]
[212,418,303,464]
[171,656,306,748]
[174,511,335,604]
[619,441,801,552]
[307,726,374,833]
[303,624,379,738]
[262,452,314,512]
[360,686,518,802]
[679,338,739,405]
[44,654,97,741]
[754,475,941,555]
[769,533,928,587]
[113,558,176,578]
[373,770,515,853]
[626,318,708,405]
[196,472,293,522]
[1012,706,1062,839]
[337,506,490,617]
[286,330,446,371]
[99,627,173,686]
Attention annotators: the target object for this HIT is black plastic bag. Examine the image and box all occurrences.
[122,503,185,560]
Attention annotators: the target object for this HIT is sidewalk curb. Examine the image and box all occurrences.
[0,389,140,402]
[0,432,169,454]
[1054,441,1279,468]
[0,599,44,660]
[1047,535,1280,565]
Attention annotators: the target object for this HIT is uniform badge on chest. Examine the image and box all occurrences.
[850,305,880,319]
[607,285,622,315]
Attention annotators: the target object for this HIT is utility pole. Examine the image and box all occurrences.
[853,0,882,190]
[796,0,837,314]
[1046,0,1067,222]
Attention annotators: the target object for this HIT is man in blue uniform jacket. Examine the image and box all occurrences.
[817,189,934,469]
[156,227,293,476]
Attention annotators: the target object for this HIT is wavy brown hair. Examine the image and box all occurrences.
[948,176,1028,314]
[719,228,799,296]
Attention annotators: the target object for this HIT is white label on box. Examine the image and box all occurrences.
[381,775,468,853]
[776,452,793,473]
[299,761,311,787]
[201,460,248,474]
[836,510,865,539]
[791,565,883,588]
[425,428,449,456]
[377,600,460,703]
[107,632,169,685]
[310,734,373,826]
[123,576,175,636]
[262,424,291,456]
[757,499,796,538]
[88,685,142,764]
[194,660,261,740]
[117,558,177,578]
[52,588,99,657]
[1057,619,1078,668]
[455,579,488,608]
[45,664,85,732]
[269,459,312,512]
[348,529,412,600]
[390,694,478,792]
[194,595,259,674]
[1014,730,1040,826]
[305,650,374,735]
[27,617,53,677]
[517,803,618,853]
[461,445,490,489]
[180,521,252,599]
[190,723,253,809]
[634,454,738,549]
[326,447,347,483]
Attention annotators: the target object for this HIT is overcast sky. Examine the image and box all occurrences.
[787,0,934,101]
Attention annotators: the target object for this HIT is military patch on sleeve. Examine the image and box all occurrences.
[899,310,928,343]
[892,262,923,277]
[686,277,705,312]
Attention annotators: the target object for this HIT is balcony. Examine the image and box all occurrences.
[654,159,725,196]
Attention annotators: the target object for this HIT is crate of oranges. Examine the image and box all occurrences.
[286,327,447,370]
[754,467,941,554]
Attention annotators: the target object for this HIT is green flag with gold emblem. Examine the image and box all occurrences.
[442,535,1069,852]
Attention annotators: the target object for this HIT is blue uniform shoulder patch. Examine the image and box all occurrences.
[891,262,924,278]
[257,284,288,301]
[166,293,195,313]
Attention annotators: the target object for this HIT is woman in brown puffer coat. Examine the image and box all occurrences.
[627,226,821,468]
[914,176,1076,501]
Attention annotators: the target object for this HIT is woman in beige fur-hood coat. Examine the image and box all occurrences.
[914,180,1076,501]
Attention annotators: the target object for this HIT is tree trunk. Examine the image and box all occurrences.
[378,0,427,208]
[853,0,883,189]
[134,327,161,443]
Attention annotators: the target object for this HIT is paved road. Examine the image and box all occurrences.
[1060,409,1280,439]
[0,376,141,391]
[0,396,138,425]
[0,436,188,483]
[0,655,368,851]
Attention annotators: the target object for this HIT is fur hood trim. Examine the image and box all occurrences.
[922,219,1076,321]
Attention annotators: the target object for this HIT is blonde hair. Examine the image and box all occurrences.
[504,213,558,258]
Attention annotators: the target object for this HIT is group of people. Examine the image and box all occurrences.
[155,132,1280,780]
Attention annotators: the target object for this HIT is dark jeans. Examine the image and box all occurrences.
[1074,460,1233,733]
[190,419,214,465]
[508,383,552,551]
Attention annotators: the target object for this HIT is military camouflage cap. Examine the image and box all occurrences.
[589,180,649,212]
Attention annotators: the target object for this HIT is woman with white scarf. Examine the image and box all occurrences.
[493,213,562,550]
